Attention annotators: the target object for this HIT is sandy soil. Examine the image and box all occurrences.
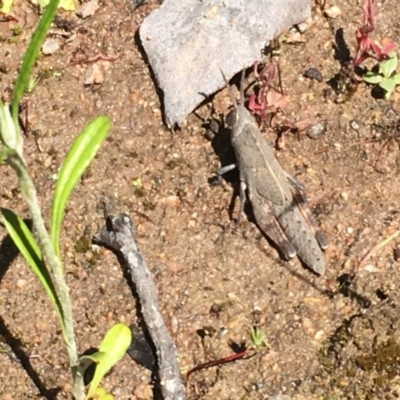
[1,1,400,399]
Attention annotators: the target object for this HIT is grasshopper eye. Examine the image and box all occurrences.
[225,109,236,127]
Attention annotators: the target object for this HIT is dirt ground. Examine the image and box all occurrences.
[1,0,400,399]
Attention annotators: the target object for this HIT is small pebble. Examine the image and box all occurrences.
[296,17,312,33]
[253,382,264,390]
[286,31,305,44]
[16,279,27,288]
[314,330,325,340]
[217,327,228,338]
[187,219,196,228]
[76,0,100,18]
[111,386,122,397]
[42,38,59,55]
[364,264,379,272]
[346,227,353,234]
[325,5,341,19]
[304,67,323,82]
[307,120,327,139]
[162,194,184,208]
[301,317,315,336]
[133,383,153,400]
[393,246,400,262]
[269,395,293,400]
[350,120,360,131]
[84,63,104,85]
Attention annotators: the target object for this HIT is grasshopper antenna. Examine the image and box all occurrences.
[220,68,238,109]
[239,69,245,107]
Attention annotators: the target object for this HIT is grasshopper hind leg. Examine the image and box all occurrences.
[249,191,296,260]
[285,175,329,251]
[292,190,329,250]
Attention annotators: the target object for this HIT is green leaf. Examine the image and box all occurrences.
[0,149,12,164]
[11,0,60,124]
[379,77,396,98]
[82,323,131,400]
[393,74,400,85]
[363,72,383,84]
[380,52,398,78]
[0,0,13,13]
[50,116,109,259]
[0,101,23,158]
[31,0,77,10]
[0,208,65,330]
[92,388,114,400]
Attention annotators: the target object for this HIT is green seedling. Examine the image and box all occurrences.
[353,0,397,67]
[11,25,23,36]
[363,51,400,99]
[0,1,130,399]
[249,327,268,351]
[131,177,142,188]
[78,323,132,400]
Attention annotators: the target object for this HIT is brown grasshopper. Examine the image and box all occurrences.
[219,70,328,275]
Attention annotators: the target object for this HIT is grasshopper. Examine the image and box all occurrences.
[219,70,328,275]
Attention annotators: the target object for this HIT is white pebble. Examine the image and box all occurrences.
[325,6,341,19]
[42,38,59,55]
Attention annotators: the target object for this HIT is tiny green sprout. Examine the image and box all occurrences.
[26,76,39,94]
[363,51,400,99]
[132,177,142,188]
[12,25,23,37]
[249,326,268,351]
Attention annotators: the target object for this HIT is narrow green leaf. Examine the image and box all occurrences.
[380,52,398,78]
[51,116,109,259]
[1,208,65,329]
[84,323,131,400]
[363,72,383,84]
[11,0,60,123]
[379,78,396,98]
[0,0,13,13]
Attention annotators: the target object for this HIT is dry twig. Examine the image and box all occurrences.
[358,229,400,269]
[94,213,186,400]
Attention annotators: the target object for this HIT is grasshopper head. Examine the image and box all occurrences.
[231,102,256,138]
[225,108,237,127]
[220,69,255,137]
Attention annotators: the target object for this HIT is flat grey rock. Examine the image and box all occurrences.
[139,0,311,126]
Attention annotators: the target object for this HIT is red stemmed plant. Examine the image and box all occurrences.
[353,0,396,67]
[247,62,288,126]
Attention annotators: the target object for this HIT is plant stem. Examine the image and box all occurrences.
[7,153,85,400]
